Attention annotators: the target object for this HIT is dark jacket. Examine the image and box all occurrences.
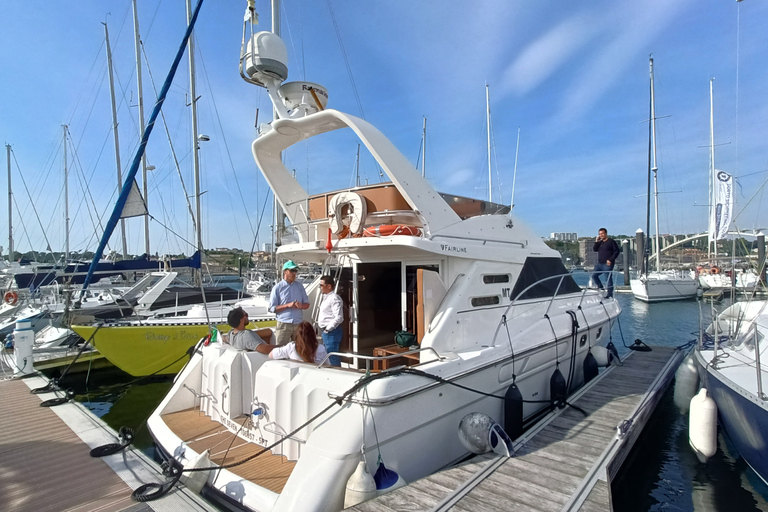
[593,238,620,265]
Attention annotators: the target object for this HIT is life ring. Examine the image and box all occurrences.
[4,291,18,305]
[363,225,422,237]
[711,267,720,274]
[328,191,367,237]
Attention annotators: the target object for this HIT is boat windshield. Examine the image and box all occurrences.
[511,257,581,300]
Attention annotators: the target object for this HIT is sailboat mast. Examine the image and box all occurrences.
[6,144,11,261]
[649,58,661,271]
[271,0,285,272]
[709,78,717,261]
[355,143,360,187]
[63,125,70,261]
[186,0,203,282]
[104,22,129,259]
[486,83,492,202]
[132,0,150,256]
[422,116,427,178]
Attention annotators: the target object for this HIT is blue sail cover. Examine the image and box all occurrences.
[15,252,201,290]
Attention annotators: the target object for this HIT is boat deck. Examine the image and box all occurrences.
[347,345,684,512]
[0,376,215,512]
[163,408,297,494]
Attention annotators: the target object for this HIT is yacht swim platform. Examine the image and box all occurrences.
[347,345,684,512]
[0,375,215,512]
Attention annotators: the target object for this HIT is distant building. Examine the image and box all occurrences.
[579,239,598,267]
[262,243,273,253]
[551,232,578,242]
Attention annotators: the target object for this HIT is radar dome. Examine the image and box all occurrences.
[278,82,329,116]
[244,31,288,84]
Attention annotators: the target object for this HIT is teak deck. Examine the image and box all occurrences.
[347,346,684,512]
[163,409,297,494]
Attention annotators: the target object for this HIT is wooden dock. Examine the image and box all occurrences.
[348,346,684,512]
[0,374,215,512]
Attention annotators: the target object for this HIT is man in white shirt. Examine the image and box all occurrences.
[316,275,344,366]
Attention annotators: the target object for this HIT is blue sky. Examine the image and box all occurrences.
[1,0,767,257]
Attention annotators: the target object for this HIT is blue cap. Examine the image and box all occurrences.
[282,260,299,270]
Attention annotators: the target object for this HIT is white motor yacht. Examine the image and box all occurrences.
[146,22,622,512]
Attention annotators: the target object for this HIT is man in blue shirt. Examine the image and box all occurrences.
[269,260,310,345]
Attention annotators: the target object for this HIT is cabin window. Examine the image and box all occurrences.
[510,257,581,300]
[482,274,510,284]
[471,295,500,307]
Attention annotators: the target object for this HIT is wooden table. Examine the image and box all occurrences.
[372,344,420,371]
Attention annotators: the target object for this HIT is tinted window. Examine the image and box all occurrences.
[471,296,500,307]
[510,257,581,300]
[483,274,510,284]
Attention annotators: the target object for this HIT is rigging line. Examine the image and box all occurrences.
[141,41,198,234]
[65,39,106,126]
[141,0,164,45]
[325,0,365,120]
[248,191,272,267]
[65,129,108,240]
[196,42,256,236]
[148,215,196,251]
[12,195,39,261]
[11,150,56,256]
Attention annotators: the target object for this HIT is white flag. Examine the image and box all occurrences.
[710,170,733,241]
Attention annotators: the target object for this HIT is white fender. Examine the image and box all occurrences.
[328,191,367,236]
[673,353,699,413]
[689,388,718,462]
[591,345,610,367]
[180,449,211,494]
[344,459,377,508]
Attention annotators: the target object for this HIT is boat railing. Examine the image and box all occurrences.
[317,346,445,371]
[754,327,765,399]
[489,270,621,348]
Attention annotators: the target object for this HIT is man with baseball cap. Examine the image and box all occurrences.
[268,260,310,345]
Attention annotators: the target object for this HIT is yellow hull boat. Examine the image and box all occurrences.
[71,317,276,377]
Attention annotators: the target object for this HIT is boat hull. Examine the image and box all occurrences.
[630,276,699,302]
[71,318,275,376]
[695,349,768,485]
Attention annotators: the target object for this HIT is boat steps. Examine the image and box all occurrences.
[0,375,215,512]
[163,408,296,494]
[346,345,684,512]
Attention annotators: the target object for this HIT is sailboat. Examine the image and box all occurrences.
[630,58,699,303]
[145,8,621,511]
[70,3,275,377]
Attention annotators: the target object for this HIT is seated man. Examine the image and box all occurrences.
[225,306,275,354]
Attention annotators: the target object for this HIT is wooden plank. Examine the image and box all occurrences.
[351,346,681,512]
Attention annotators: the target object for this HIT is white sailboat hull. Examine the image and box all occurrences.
[630,273,699,302]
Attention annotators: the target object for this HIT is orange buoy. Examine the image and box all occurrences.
[362,225,422,237]
[3,291,18,305]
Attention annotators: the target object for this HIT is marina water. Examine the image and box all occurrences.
[56,275,768,511]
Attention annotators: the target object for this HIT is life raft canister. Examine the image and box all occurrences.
[328,191,367,237]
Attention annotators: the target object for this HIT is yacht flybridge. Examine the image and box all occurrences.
[147,17,621,512]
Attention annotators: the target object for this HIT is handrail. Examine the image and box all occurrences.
[316,346,444,372]
[489,270,622,348]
